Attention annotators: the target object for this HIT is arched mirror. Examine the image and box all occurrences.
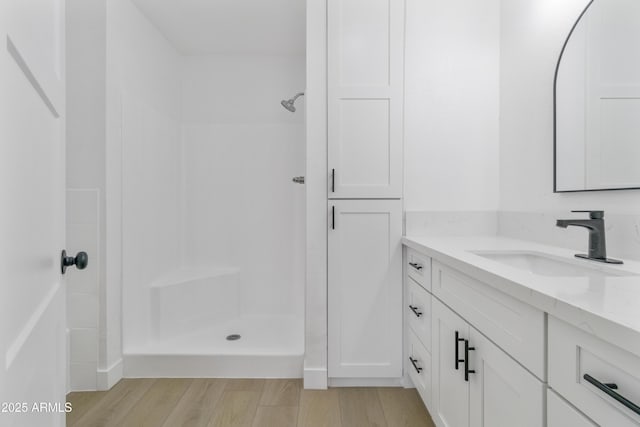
[555,0,640,192]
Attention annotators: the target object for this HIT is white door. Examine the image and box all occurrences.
[431,298,469,427]
[468,328,544,427]
[328,199,402,378]
[327,0,404,199]
[0,1,67,426]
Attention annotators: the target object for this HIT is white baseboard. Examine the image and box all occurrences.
[303,367,328,389]
[401,374,414,389]
[97,358,123,391]
[328,377,404,387]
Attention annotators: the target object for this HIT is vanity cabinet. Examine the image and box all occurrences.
[404,247,544,427]
[328,200,402,378]
[404,240,640,427]
[431,298,544,427]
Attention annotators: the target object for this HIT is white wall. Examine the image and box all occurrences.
[66,0,183,389]
[500,0,640,213]
[500,0,640,258]
[305,0,328,388]
[106,0,182,354]
[404,0,501,212]
[66,0,106,390]
[555,16,587,192]
[181,55,305,318]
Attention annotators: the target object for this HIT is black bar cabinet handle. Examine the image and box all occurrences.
[331,169,335,193]
[455,331,465,370]
[331,206,335,230]
[583,374,640,415]
[409,305,423,318]
[409,357,423,374]
[464,340,476,381]
[409,262,423,271]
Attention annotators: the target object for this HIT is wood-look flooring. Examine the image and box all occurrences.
[67,379,436,427]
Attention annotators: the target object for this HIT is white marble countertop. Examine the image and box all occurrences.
[403,235,640,357]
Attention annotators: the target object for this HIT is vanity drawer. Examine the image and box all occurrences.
[406,248,431,291]
[407,278,431,351]
[407,329,432,408]
[549,316,640,427]
[431,261,545,379]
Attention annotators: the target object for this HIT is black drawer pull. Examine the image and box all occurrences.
[331,206,335,230]
[331,168,335,193]
[455,331,465,370]
[409,305,423,318]
[409,357,423,374]
[583,374,640,415]
[464,340,476,382]
[409,262,423,271]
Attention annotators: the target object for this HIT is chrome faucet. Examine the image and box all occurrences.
[556,210,623,264]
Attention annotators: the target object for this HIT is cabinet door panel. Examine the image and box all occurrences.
[469,328,544,427]
[327,0,404,198]
[328,200,402,377]
[548,390,597,427]
[432,298,469,427]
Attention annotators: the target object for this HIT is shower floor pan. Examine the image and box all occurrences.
[124,314,303,378]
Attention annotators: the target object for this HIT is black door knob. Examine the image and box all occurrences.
[61,250,89,274]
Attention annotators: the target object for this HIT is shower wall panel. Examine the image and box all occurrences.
[181,55,306,318]
[109,0,183,351]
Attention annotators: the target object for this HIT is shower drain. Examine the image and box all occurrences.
[226,334,241,341]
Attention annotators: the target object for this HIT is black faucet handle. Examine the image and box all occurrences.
[571,210,604,219]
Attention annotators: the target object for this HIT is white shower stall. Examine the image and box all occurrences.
[107,0,306,377]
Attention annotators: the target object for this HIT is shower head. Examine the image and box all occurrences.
[281,99,297,112]
[281,92,304,113]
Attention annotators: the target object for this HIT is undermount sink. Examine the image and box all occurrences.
[470,250,635,278]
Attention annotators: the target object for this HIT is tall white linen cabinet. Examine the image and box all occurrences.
[327,0,405,383]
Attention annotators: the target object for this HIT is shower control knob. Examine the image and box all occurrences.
[61,250,89,274]
[292,176,305,184]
